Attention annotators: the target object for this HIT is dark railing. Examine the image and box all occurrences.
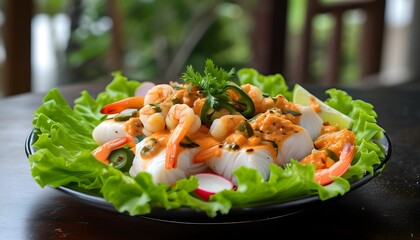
[3,0,32,96]
[293,0,386,85]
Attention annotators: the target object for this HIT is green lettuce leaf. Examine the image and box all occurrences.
[237,68,292,99]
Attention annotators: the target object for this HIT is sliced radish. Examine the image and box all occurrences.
[194,173,234,200]
[135,81,156,96]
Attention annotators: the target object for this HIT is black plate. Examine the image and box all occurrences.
[25,129,392,224]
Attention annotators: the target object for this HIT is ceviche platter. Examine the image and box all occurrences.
[26,59,390,223]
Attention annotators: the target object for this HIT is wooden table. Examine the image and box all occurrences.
[1,80,419,239]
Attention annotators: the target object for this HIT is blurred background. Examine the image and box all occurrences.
[0,0,418,97]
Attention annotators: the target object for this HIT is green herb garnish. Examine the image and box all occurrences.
[181,59,254,124]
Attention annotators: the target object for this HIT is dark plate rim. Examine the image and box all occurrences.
[25,129,392,224]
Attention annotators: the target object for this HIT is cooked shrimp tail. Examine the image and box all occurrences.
[165,104,198,169]
[314,143,355,186]
[101,97,144,114]
[92,136,135,164]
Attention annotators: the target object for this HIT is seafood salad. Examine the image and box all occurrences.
[29,60,386,218]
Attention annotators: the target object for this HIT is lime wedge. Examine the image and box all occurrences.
[292,84,353,129]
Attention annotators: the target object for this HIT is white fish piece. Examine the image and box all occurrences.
[277,128,314,166]
[296,104,323,141]
[206,148,275,186]
[92,109,140,145]
[92,119,127,145]
[129,138,208,185]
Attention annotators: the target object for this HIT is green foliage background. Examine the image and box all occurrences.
[34,0,361,85]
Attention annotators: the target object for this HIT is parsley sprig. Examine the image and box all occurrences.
[181,59,235,96]
[181,59,254,124]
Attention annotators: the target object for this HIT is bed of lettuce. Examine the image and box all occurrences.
[28,68,386,218]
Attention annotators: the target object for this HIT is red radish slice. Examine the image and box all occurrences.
[194,173,234,200]
[135,81,155,96]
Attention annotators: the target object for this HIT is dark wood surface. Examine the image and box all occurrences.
[1,79,419,239]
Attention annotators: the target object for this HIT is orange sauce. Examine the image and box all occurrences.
[124,117,143,137]
[320,123,340,134]
[300,149,335,169]
[192,131,220,151]
[314,128,356,157]
[310,96,321,113]
[139,132,169,160]
[250,110,303,147]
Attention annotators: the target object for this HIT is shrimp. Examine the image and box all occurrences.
[314,143,355,185]
[192,97,206,116]
[100,97,144,114]
[242,83,289,113]
[259,97,276,113]
[165,104,201,169]
[241,84,264,113]
[139,104,166,136]
[209,115,247,141]
[92,136,135,164]
[242,84,303,123]
[314,128,356,157]
[144,84,173,105]
[139,84,201,136]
